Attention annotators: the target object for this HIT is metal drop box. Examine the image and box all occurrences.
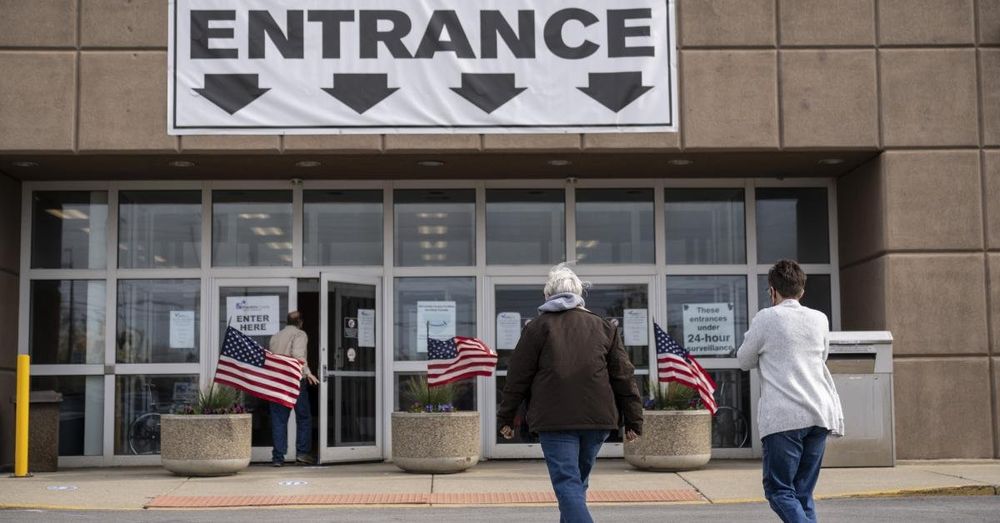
[821,331,895,468]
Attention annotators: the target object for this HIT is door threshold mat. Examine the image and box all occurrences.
[147,489,703,508]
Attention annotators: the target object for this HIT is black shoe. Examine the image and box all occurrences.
[295,455,315,465]
[272,460,283,467]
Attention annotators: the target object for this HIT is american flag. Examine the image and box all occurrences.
[654,323,718,414]
[427,336,498,388]
[214,326,303,408]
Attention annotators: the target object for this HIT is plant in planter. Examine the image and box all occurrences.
[160,384,252,477]
[391,377,481,474]
[624,382,713,471]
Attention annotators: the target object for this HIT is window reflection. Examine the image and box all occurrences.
[757,273,833,327]
[486,189,565,265]
[576,189,654,264]
[29,280,106,364]
[304,190,382,266]
[31,375,104,456]
[31,191,107,269]
[394,190,474,266]
[115,374,198,455]
[393,278,476,361]
[756,188,830,264]
[212,190,292,267]
[665,188,745,265]
[665,276,748,358]
[116,279,200,364]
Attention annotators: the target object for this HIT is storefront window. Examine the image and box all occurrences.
[118,191,201,269]
[29,280,106,364]
[665,188,745,265]
[31,375,104,456]
[575,189,654,264]
[115,374,198,455]
[585,283,650,368]
[116,279,200,364]
[707,369,752,448]
[31,191,108,269]
[393,277,476,361]
[395,373,477,411]
[756,188,830,264]
[486,189,565,265]
[665,276,748,358]
[212,190,293,267]
[757,273,833,327]
[304,190,383,266]
[394,190,475,266]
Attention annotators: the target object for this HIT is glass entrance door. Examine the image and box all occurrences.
[486,276,654,459]
[318,273,382,462]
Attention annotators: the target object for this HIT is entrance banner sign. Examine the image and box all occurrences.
[496,312,522,350]
[681,302,735,356]
[227,295,280,335]
[623,308,648,346]
[416,301,456,353]
[357,308,376,348]
[168,0,678,134]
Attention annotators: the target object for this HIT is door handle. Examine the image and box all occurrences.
[322,363,328,383]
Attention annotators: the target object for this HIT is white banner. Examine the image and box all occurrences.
[168,0,678,134]
[227,295,281,335]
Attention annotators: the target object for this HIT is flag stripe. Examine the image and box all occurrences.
[214,375,297,408]
[654,323,718,415]
[426,336,497,388]
[215,366,299,397]
[219,355,302,389]
[214,326,303,409]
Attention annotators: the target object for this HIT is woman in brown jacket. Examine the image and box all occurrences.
[498,264,643,523]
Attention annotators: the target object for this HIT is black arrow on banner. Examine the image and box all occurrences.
[322,74,399,114]
[578,72,653,113]
[451,73,526,114]
[195,74,270,115]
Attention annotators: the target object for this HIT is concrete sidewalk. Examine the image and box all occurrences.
[1,460,998,511]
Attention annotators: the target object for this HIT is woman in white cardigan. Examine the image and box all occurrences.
[737,260,844,523]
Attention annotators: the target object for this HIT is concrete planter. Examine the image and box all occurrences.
[624,410,712,471]
[391,412,480,474]
[160,414,252,477]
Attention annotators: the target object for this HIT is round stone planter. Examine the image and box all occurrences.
[160,414,252,477]
[391,412,480,474]
[624,410,712,471]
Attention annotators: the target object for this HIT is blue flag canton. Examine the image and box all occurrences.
[222,326,266,367]
[427,338,458,360]
[654,323,691,361]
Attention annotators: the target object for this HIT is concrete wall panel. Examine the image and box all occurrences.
[839,256,886,332]
[283,135,383,153]
[383,135,481,152]
[582,134,679,151]
[837,156,885,266]
[990,255,1000,355]
[0,0,77,47]
[681,51,779,149]
[0,52,76,152]
[680,0,775,47]
[780,50,878,148]
[894,357,994,459]
[880,50,979,147]
[778,0,875,47]
[79,52,177,152]
[81,0,167,48]
[180,136,281,153]
[987,151,1000,250]
[982,0,1000,43]
[886,254,989,356]
[878,0,976,45]
[982,50,1000,147]
[484,135,582,152]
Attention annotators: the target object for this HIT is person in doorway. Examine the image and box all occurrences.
[498,263,643,523]
[737,260,844,523]
[269,310,320,466]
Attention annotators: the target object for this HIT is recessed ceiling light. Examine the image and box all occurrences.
[295,160,321,168]
[547,159,572,167]
[818,158,844,165]
[12,161,38,168]
[668,159,693,166]
[417,160,445,167]
[168,160,196,168]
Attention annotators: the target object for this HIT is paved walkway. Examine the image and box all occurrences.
[1,460,998,510]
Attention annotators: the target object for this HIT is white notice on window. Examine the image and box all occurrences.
[623,309,648,346]
[681,302,736,356]
[169,310,195,349]
[227,295,280,335]
[496,312,522,350]
[358,309,375,348]
[416,301,456,353]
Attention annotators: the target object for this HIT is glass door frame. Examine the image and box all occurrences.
[318,272,384,463]
[210,277,298,463]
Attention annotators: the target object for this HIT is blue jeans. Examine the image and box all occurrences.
[762,426,829,523]
[538,430,610,523]
[270,382,311,462]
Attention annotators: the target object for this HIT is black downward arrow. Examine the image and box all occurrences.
[578,72,653,113]
[451,73,526,114]
[322,74,399,114]
[195,74,270,115]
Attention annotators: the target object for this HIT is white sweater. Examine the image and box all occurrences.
[737,300,844,440]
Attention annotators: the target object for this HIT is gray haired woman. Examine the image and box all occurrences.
[498,264,643,523]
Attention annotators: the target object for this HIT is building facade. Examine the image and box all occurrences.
[0,0,997,466]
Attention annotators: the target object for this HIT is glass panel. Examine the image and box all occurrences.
[575,189,654,264]
[665,276,748,358]
[493,284,544,370]
[707,369,752,449]
[584,283,650,368]
[395,373,477,411]
[31,191,108,269]
[327,281,377,447]
[218,286,290,448]
[304,190,383,266]
[115,374,198,455]
[755,188,830,264]
[665,188,745,265]
[118,191,201,269]
[486,189,565,265]
[29,280,106,364]
[393,277,476,361]
[116,279,200,364]
[757,274,833,328]
[31,375,104,456]
[212,190,293,267]
[394,189,475,266]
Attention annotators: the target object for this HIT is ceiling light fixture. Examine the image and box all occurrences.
[295,160,321,168]
[168,160,196,168]
[12,161,38,168]
[417,160,445,167]
[818,158,844,166]
[547,159,572,167]
[668,159,693,166]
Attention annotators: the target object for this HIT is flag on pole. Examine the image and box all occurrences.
[214,326,303,408]
[654,323,718,414]
[427,336,498,388]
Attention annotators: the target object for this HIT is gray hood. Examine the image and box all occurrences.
[538,292,585,313]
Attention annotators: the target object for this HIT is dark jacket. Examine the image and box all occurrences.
[497,307,644,435]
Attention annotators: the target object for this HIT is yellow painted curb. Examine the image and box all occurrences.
[818,485,999,500]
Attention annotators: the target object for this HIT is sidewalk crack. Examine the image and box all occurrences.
[146,476,191,508]
[675,472,711,503]
[923,469,990,485]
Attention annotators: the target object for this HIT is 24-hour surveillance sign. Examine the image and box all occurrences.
[168,0,677,134]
